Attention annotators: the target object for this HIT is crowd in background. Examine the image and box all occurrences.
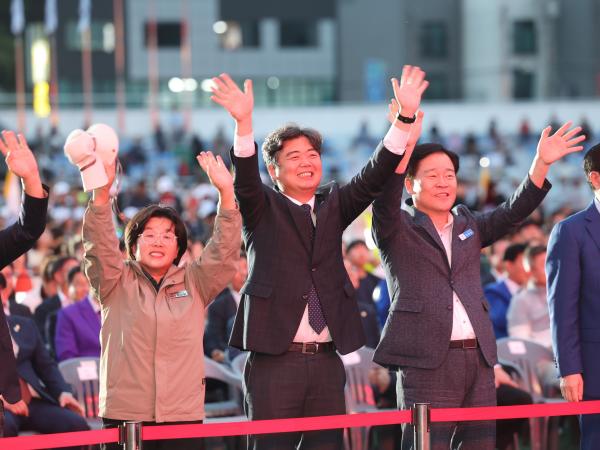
[0,114,595,448]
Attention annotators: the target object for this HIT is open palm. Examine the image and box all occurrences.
[210,73,253,122]
[0,131,39,179]
[536,122,585,165]
[391,65,429,117]
[197,151,233,193]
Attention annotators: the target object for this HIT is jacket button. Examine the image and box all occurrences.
[311,267,317,272]
[302,294,308,300]
[447,305,452,310]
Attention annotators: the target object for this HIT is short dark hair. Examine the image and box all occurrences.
[524,244,547,267]
[124,205,188,265]
[67,266,82,285]
[583,143,600,189]
[503,243,527,262]
[406,143,460,179]
[51,256,79,280]
[261,124,322,168]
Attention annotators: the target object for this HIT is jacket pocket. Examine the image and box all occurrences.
[240,281,273,299]
[393,298,423,313]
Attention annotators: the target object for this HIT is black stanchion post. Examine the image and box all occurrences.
[119,421,143,450]
[412,403,431,450]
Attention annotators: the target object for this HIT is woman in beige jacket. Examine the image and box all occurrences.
[83,152,241,450]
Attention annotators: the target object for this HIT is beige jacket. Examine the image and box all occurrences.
[83,202,241,422]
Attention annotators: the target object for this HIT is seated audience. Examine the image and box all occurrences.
[2,315,89,440]
[55,267,101,362]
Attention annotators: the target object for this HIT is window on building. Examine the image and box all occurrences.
[424,73,450,99]
[513,69,535,98]
[215,20,260,50]
[66,22,115,52]
[513,20,536,55]
[144,22,181,48]
[420,21,448,58]
[280,20,318,47]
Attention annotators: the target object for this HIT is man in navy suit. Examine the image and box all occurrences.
[546,143,600,450]
[483,243,528,338]
[0,131,49,437]
[3,314,90,439]
[55,267,101,362]
[372,114,584,449]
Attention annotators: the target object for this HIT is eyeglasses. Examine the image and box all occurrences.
[139,232,177,244]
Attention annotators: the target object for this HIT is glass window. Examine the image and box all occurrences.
[424,73,450,99]
[280,20,318,47]
[216,20,260,50]
[420,21,448,58]
[513,69,535,99]
[145,22,181,48]
[513,20,536,55]
[66,21,113,52]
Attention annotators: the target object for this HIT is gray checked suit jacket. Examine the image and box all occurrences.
[371,172,550,370]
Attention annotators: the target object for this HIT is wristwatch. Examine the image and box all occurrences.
[396,112,416,124]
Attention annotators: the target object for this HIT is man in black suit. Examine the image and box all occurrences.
[33,255,79,354]
[0,130,49,436]
[3,315,89,439]
[209,67,428,449]
[205,253,247,363]
[0,271,32,318]
[371,113,585,449]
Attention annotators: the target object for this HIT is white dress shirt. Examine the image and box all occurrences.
[435,214,477,340]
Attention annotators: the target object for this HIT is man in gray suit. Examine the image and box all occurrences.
[371,117,585,450]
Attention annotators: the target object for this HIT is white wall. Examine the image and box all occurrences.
[2,100,600,140]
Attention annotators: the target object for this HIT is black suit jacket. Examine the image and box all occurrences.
[8,295,32,319]
[204,288,238,356]
[7,315,71,404]
[33,294,60,344]
[229,142,402,355]
[0,191,48,403]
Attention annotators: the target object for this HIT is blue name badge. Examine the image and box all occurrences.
[458,229,474,241]
[173,290,189,298]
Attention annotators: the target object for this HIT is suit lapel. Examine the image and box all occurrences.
[408,206,446,253]
[585,202,600,252]
[284,198,313,254]
[313,191,330,251]
[450,213,469,272]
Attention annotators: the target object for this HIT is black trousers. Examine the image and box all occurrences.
[397,347,496,450]
[244,350,346,450]
[101,417,204,450]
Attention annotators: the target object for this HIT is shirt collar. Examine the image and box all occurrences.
[436,213,454,233]
[282,193,315,210]
[87,296,101,314]
[595,194,600,215]
[504,277,521,296]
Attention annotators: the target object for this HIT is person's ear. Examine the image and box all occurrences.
[267,164,277,183]
[405,177,415,195]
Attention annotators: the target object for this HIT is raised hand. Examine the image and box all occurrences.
[0,130,44,198]
[210,73,254,124]
[391,65,429,118]
[0,131,39,180]
[536,121,585,165]
[197,151,233,192]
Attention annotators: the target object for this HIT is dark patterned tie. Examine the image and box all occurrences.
[301,204,327,334]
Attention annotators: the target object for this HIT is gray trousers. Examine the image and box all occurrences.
[397,347,496,450]
[244,350,346,450]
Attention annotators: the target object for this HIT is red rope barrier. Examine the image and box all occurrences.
[142,410,412,440]
[0,428,118,450]
[432,400,600,423]
[3,400,600,449]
